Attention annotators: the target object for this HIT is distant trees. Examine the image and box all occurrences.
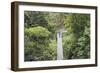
[24,11,90,61]
[24,11,48,27]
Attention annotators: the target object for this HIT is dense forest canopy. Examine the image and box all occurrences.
[24,11,90,61]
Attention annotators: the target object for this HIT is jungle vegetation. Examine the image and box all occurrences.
[24,11,90,61]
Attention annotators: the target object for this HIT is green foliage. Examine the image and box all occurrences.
[63,13,90,59]
[24,26,57,61]
[24,11,90,61]
[24,11,48,27]
[25,26,51,37]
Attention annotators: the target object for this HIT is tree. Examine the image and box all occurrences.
[63,13,90,59]
[24,11,90,61]
[24,11,48,28]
